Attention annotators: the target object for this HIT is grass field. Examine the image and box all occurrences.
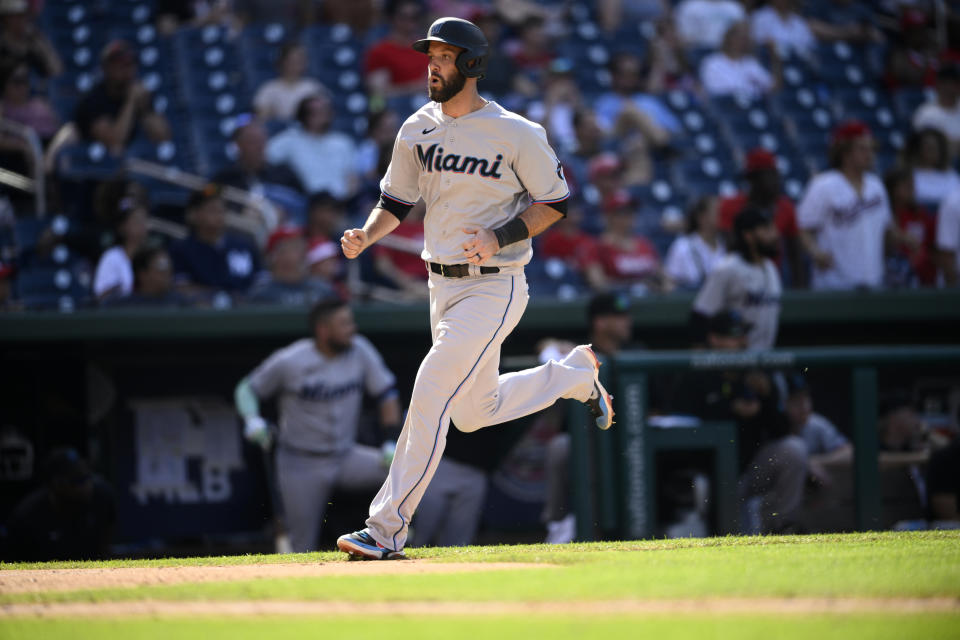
[2,531,959,639]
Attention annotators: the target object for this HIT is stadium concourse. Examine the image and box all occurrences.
[1,1,959,559]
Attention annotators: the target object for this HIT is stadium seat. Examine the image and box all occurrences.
[55,143,123,181]
[524,256,585,301]
[15,265,91,311]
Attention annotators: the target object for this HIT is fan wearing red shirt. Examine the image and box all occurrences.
[718,148,805,287]
[538,202,599,274]
[373,204,428,298]
[884,168,937,285]
[585,190,671,293]
[365,0,428,99]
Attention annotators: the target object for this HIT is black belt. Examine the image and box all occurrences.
[429,262,500,277]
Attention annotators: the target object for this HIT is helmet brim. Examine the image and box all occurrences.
[412,37,465,54]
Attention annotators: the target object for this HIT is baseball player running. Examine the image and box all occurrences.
[336,17,614,560]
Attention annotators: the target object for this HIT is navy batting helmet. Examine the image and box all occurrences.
[412,17,488,79]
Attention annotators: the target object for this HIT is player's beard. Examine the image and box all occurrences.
[757,237,780,259]
[429,69,466,103]
[327,337,352,354]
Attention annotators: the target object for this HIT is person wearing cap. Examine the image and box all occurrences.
[664,195,726,290]
[0,0,62,78]
[594,51,683,138]
[72,40,171,154]
[885,8,940,90]
[584,189,670,294]
[718,147,804,287]
[245,226,335,305]
[4,448,116,561]
[691,206,781,349]
[168,184,261,298]
[797,120,904,290]
[913,65,960,159]
[784,375,852,489]
[541,291,635,543]
[92,194,151,302]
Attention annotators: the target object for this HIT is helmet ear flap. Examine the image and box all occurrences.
[455,51,486,79]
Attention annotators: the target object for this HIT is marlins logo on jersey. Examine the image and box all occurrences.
[415,143,504,179]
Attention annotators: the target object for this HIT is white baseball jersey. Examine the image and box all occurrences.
[247,336,395,454]
[379,100,569,267]
[693,253,782,350]
[797,170,892,290]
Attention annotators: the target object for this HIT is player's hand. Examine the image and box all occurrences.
[461,227,498,265]
[244,416,272,450]
[341,228,368,259]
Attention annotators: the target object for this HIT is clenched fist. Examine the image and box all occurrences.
[341,228,368,259]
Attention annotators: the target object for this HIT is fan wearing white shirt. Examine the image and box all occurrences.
[797,121,911,290]
[93,196,150,301]
[674,0,746,49]
[907,128,960,209]
[700,21,780,100]
[937,185,960,286]
[750,0,817,60]
[665,196,726,290]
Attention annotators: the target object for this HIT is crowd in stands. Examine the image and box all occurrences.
[1,0,960,311]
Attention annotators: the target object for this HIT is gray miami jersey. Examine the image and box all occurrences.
[693,253,782,350]
[380,100,569,267]
[247,336,395,454]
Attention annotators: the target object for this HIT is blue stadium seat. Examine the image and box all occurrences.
[524,256,586,300]
[16,265,91,311]
[55,143,122,181]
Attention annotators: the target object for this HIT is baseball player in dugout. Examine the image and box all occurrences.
[337,17,615,560]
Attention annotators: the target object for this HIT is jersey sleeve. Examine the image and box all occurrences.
[247,348,289,399]
[514,123,569,213]
[378,129,421,219]
[796,177,826,231]
[354,335,397,398]
[692,263,730,315]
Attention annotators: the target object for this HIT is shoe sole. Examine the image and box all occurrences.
[337,536,407,560]
[580,345,615,430]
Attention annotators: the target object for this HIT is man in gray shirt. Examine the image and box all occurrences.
[234,298,401,552]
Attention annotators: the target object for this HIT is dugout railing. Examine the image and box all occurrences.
[568,345,960,542]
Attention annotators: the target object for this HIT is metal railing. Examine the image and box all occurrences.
[569,345,960,541]
[0,120,45,216]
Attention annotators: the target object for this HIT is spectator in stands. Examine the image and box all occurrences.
[878,392,927,455]
[4,448,116,561]
[885,8,940,90]
[154,0,242,37]
[905,128,960,210]
[538,199,599,277]
[643,15,696,93]
[0,0,62,78]
[664,195,726,290]
[234,0,303,27]
[784,375,852,489]
[805,0,883,45]
[700,21,780,99]
[525,59,583,155]
[913,65,960,159]
[594,52,683,138]
[584,189,671,294]
[73,40,171,155]
[212,117,304,195]
[125,246,188,307]
[364,0,427,101]
[169,184,261,298]
[245,226,334,305]
[691,208,782,350]
[750,0,817,61]
[469,8,512,97]
[937,184,960,286]
[597,0,666,33]
[0,259,14,311]
[93,196,150,302]
[0,61,59,142]
[674,0,746,50]
[504,14,559,98]
[266,94,358,200]
[884,168,937,286]
[797,120,903,290]
[718,148,804,288]
[561,109,607,197]
[253,43,327,122]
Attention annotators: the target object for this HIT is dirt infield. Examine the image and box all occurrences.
[0,561,552,594]
[4,598,960,618]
